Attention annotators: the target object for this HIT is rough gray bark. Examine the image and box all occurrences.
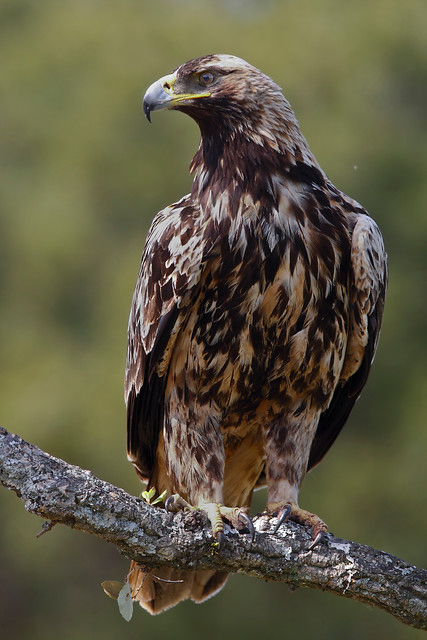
[0,427,425,629]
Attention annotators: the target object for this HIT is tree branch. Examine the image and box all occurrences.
[0,427,425,629]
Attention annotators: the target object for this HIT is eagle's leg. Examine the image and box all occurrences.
[263,408,328,548]
[166,494,254,544]
[163,398,254,543]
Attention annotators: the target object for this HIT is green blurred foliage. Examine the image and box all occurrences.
[1,1,426,638]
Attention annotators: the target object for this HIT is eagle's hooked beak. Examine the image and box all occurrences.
[143,74,176,123]
[143,72,211,123]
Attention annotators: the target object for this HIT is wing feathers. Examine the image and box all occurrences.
[308,213,387,470]
[341,214,387,380]
[125,198,210,479]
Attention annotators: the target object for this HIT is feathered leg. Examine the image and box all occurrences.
[263,403,328,546]
[163,396,252,541]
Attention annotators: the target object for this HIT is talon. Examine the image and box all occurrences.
[164,493,193,513]
[165,496,175,513]
[307,529,326,551]
[272,504,291,535]
[240,512,256,543]
[216,531,225,549]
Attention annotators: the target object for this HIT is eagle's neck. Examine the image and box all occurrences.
[190,108,325,214]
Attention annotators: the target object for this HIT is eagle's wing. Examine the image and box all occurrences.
[308,213,387,470]
[125,198,214,481]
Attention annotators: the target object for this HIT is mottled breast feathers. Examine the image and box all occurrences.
[126,180,387,481]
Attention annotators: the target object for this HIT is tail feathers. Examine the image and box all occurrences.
[128,561,228,615]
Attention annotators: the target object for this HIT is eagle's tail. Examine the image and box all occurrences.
[127,561,228,615]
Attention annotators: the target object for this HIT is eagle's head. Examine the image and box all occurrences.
[143,54,321,190]
[143,54,282,126]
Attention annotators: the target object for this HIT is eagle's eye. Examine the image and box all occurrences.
[198,71,215,86]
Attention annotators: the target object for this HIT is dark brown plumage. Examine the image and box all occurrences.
[125,54,387,614]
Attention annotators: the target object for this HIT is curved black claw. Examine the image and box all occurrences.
[165,495,175,513]
[216,531,225,550]
[272,504,292,535]
[240,512,256,544]
[307,529,326,551]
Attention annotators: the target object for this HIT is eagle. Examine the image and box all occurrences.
[125,54,387,614]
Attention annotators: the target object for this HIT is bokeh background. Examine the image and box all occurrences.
[1,1,426,638]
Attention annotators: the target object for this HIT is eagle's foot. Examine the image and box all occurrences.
[267,501,327,550]
[200,503,255,545]
[165,495,254,544]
